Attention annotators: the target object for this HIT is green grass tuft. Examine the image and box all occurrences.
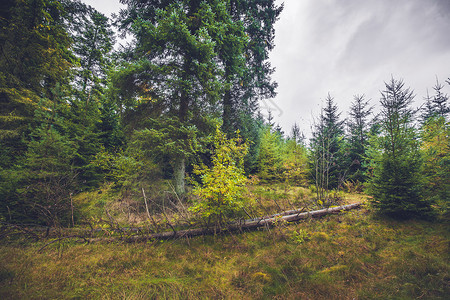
[0,187,449,299]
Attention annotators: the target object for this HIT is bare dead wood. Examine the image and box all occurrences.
[272,198,283,212]
[0,222,41,241]
[142,187,159,230]
[168,182,189,218]
[87,203,361,243]
[242,208,252,219]
[37,235,86,253]
[69,192,74,228]
[105,209,124,237]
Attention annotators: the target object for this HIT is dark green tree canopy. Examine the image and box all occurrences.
[367,78,432,219]
[0,0,74,93]
[115,0,253,193]
[221,0,283,133]
[66,0,115,100]
[347,94,373,182]
[117,0,238,116]
[0,0,75,157]
[310,93,346,191]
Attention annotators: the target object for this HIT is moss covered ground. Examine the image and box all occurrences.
[1,195,449,299]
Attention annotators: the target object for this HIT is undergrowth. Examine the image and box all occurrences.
[1,203,448,299]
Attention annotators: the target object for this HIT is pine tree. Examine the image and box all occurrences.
[421,90,435,123]
[420,78,449,214]
[221,0,283,134]
[117,0,248,194]
[347,94,373,183]
[67,0,115,103]
[4,85,78,225]
[236,111,263,173]
[421,78,450,122]
[309,93,345,197]
[289,122,305,145]
[282,135,308,187]
[367,78,432,219]
[257,125,283,182]
[431,79,450,118]
[0,0,74,161]
[0,0,76,222]
[274,123,284,138]
[218,1,283,176]
[65,2,117,187]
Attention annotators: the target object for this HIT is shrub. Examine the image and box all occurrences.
[189,127,249,225]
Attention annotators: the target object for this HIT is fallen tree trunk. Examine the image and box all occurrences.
[87,203,362,243]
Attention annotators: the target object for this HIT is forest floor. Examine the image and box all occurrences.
[0,185,449,299]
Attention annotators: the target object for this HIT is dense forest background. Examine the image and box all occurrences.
[0,0,449,228]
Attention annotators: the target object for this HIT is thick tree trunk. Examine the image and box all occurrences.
[173,157,185,195]
[88,203,361,243]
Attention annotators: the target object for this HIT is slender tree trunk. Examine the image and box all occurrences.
[173,58,191,195]
[174,157,185,195]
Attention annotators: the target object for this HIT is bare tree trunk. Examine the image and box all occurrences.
[87,203,362,243]
[174,157,185,195]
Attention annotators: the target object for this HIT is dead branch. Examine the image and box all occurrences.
[87,203,362,243]
[142,187,159,231]
[0,222,40,241]
[37,235,86,253]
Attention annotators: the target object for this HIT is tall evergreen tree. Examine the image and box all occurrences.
[431,79,450,118]
[420,78,449,214]
[367,78,432,219]
[421,90,435,123]
[221,0,283,134]
[309,93,345,196]
[237,111,263,173]
[66,0,115,102]
[266,110,275,127]
[65,1,118,187]
[290,122,305,145]
[19,87,78,226]
[116,0,248,194]
[0,0,76,222]
[218,1,282,176]
[0,0,74,160]
[347,94,372,183]
[1,83,81,224]
[257,125,283,182]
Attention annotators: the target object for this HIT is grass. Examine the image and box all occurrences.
[1,197,449,299]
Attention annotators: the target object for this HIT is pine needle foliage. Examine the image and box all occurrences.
[420,116,450,214]
[367,78,433,219]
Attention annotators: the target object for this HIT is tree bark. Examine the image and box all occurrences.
[173,157,185,195]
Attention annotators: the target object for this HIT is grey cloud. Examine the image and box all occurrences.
[436,0,450,16]
[270,0,450,139]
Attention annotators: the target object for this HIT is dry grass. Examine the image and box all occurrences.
[1,197,449,299]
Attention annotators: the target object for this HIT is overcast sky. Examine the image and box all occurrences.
[83,0,450,138]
